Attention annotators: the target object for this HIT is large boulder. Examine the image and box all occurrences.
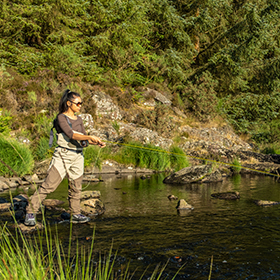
[163,164,222,184]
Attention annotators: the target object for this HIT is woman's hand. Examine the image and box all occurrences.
[88,136,106,148]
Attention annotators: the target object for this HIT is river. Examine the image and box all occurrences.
[20,173,280,279]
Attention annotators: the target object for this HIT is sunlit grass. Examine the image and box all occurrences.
[0,219,185,280]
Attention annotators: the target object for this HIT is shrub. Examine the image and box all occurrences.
[0,135,34,176]
[0,110,12,135]
[182,71,218,122]
[33,137,54,161]
[135,104,175,136]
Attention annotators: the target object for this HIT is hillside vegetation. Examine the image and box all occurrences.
[1,0,280,161]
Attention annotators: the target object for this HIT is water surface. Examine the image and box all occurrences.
[20,173,280,278]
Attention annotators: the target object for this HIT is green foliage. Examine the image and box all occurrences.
[111,121,120,135]
[1,0,280,148]
[231,158,241,174]
[32,113,56,138]
[182,72,218,121]
[0,222,181,280]
[110,142,188,171]
[223,92,280,135]
[0,110,12,135]
[33,137,54,161]
[169,145,189,171]
[0,135,34,176]
[83,145,103,170]
[136,104,175,135]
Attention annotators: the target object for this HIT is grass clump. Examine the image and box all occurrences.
[83,145,103,170]
[109,141,189,171]
[0,135,34,176]
[169,145,189,172]
[231,158,242,174]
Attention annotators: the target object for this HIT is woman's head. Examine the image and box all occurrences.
[59,89,82,114]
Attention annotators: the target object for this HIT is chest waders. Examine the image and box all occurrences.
[26,116,84,215]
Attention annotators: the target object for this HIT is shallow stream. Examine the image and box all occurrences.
[13,173,280,279]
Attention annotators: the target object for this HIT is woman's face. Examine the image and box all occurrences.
[68,96,83,113]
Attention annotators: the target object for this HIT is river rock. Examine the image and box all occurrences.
[168,195,178,200]
[81,191,101,200]
[0,203,10,211]
[254,200,280,207]
[11,222,44,233]
[43,199,65,207]
[0,197,8,203]
[0,179,9,191]
[81,198,105,215]
[23,174,40,184]
[163,164,222,184]
[211,191,240,200]
[12,194,29,210]
[176,199,194,210]
[83,175,99,182]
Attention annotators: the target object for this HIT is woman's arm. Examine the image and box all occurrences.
[57,114,106,147]
[72,133,106,147]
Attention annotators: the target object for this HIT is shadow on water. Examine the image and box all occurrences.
[6,173,280,279]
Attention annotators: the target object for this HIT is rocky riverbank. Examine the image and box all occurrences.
[2,87,280,188]
[1,87,280,232]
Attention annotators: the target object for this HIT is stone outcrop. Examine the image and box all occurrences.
[163,164,223,184]
[130,127,173,149]
[91,90,122,120]
[211,191,240,200]
[142,88,172,106]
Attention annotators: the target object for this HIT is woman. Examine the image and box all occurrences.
[25,89,105,226]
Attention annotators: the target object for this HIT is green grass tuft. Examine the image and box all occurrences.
[0,135,34,176]
[231,158,241,174]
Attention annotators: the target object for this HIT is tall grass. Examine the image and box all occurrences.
[0,221,183,280]
[231,158,241,174]
[0,135,34,176]
[110,141,189,171]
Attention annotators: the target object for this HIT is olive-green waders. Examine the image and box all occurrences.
[26,147,84,215]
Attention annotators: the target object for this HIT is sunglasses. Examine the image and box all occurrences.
[70,100,83,106]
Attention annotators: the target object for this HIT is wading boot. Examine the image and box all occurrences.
[24,213,36,226]
[71,214,90,223]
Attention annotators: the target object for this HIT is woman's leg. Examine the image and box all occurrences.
[26,147,67,214]
[67,152,84,215]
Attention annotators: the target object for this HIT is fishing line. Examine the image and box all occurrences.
[82,147,102,190]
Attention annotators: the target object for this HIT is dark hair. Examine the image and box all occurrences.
[59,89,81,113]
